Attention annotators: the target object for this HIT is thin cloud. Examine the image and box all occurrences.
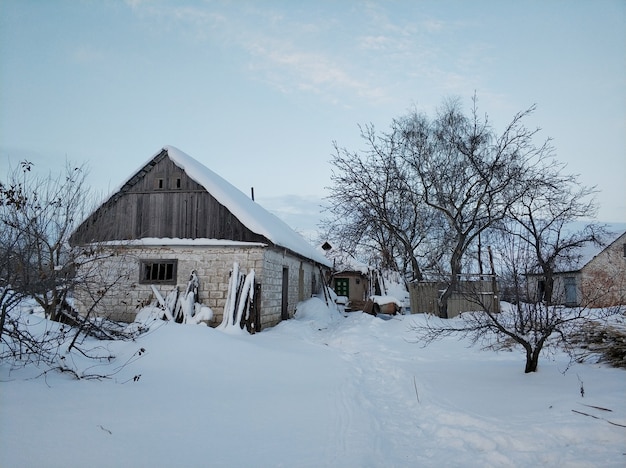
[71,44,107,64]
[245,40,387,102]
[358,35,398,51]
[123,1,389,105]
[122,1,490,108]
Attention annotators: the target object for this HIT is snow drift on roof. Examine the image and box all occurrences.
[159,146,329,266]
[333,254,371,274]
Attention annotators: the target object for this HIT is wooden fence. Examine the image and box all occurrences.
[409,277,500,318]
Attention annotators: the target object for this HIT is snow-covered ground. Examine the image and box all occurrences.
[1,298,625,467]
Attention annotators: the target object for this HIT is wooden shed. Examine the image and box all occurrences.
[70,146,331,329]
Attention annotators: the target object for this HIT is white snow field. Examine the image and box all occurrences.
[1,298,625,468]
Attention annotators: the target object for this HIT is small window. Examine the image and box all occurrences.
[156,178,164,189]
[176,178,181,189]
[623,243,626,258]
[334,278,349,297]
[140,259,177,284]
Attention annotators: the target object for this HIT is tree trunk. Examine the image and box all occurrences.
[537,259,555,305]
[543,274,555,305]
[438,284,452,319]
[0,305,7,344]
[410,254,423,282]
[477,231,484,279]
[524,346,541,373]
[439,241,464,318]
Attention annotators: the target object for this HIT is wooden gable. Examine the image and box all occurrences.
[70,149,268,245]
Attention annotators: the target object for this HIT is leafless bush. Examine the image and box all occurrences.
[1,161,143,378]
[567,310,626,368]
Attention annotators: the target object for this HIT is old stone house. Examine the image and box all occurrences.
[70,146,331,330]
[528,230,626,307]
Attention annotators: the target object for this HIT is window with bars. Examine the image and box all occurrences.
[140,259,177,284]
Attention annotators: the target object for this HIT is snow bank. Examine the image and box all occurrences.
[2,304,625,467]
[294,296,343,327]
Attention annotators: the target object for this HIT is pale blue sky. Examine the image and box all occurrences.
[1,0,625,231]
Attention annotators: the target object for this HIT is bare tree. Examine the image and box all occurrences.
[325,96,557,314]
[0,163,32,345]
[395,97,553,317]
[407,118,616,372]
[412,230,620,373]
[1,161,140,375]
[325,124,445,283]
[502,163,607,304]
[1,161,91,321]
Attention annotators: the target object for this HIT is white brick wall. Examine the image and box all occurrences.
[74,244,326,329]
[259,249,323,328]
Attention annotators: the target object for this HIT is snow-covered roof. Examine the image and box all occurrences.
[125,146,330,267]
[558,229,625,272]
[325,249,372,274]
[336,256,371,275]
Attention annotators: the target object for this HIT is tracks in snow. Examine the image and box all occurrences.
[313,314,424,466]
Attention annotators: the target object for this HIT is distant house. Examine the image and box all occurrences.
[70,146,331,329]
[333,264,374,312]
[528,231,626,307]
[320,245,375,311]
[323,247,406,314]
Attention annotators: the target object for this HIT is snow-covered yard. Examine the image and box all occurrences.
[1,298,625,467]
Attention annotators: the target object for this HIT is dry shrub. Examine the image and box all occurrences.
[571,319,626,369]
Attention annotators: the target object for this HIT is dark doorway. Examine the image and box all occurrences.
[281,267,289,320]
